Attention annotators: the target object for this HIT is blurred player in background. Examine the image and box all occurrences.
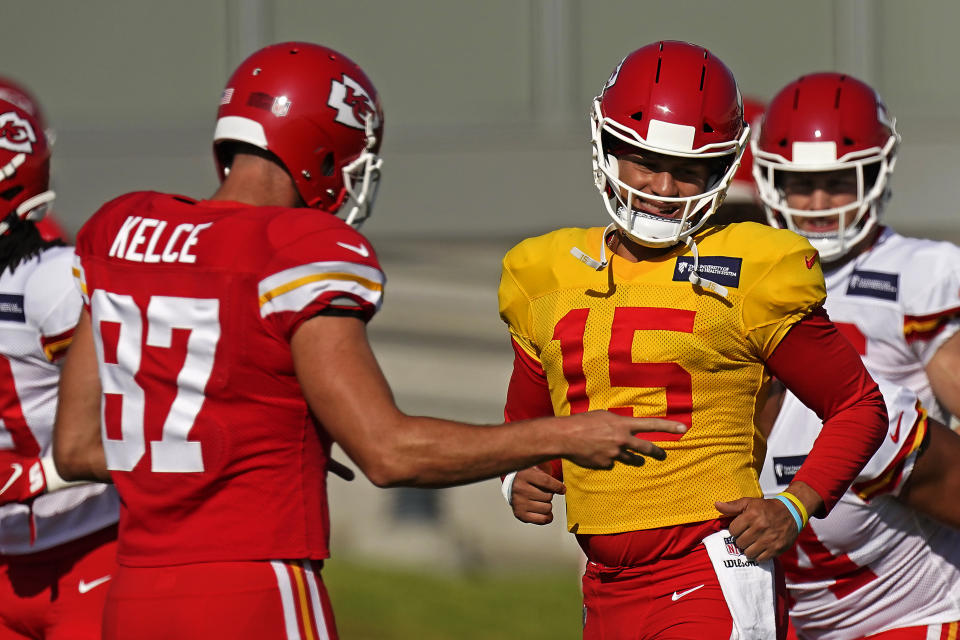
[51,42,683,640]
[762,378,960,639]
[499,41,887,639]
[753,72,960,430]
[750,71,960,639]
[0,99,118,639]
[0,76,70,243]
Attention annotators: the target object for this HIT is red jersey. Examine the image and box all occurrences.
[73,191,384,567]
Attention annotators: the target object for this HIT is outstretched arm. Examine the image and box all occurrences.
[291,315,685,488]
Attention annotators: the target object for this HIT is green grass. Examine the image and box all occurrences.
[323,558,583,639]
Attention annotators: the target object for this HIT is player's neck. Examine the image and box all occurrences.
[210,154,303,208]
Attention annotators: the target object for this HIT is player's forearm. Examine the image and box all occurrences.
[354,415,568,488]
[769,312,889,514]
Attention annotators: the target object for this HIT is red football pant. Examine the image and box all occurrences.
[582,544,787,640]
[103,558,337,640]
[0,524,118,640]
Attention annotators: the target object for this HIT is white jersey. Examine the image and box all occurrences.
[822,227,960,423]
[0,246,118,555]
[761,380,960,639]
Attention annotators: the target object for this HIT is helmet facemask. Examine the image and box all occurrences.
[340,113,383,229]
[591,100,748,248]
[753,133,897,263]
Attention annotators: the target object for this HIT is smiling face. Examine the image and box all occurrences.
[615,150,714,219]
[781,168,859,232]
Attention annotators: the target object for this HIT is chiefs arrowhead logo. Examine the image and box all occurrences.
[804,252,819,269]
[0,112,37,154]
[328,74,379,131]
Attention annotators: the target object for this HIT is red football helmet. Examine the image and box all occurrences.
[0,99,54,235]
[214,42,384,227]
[0,76,55,146]
[591,41,748,247]
[752,72,899,262]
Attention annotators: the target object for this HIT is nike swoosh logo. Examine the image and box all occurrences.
[336,241,369,258]
[804,252,819,269]
[0,463,22,496]
[671,584,705,601]
[890,412,903,443]
[78,575,112,594]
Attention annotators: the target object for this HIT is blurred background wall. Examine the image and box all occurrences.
[4,0,957,571]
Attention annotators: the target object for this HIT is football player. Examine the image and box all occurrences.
[0,76,70,243]
[761,378,960,639]
[753,72,960,430]
[498,41,888,639]
[750,72,960,639]
[0,99,119,639]
[50,42,684,640]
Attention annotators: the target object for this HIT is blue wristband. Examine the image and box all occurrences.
[773,494,804,532]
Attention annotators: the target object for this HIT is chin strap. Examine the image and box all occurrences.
[684,236,728,298]
[570,223,616,270]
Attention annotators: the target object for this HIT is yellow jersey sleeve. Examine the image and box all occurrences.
[499,229,597,361]
[499,244,539,360]
[740,230,827,360]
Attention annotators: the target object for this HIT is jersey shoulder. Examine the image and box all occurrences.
[706,222,820,271]
[704,223,825,299]
[257,207,382,278]
[501,227,599,300]
[707,224,826,341]
[871,229,960,314]
[23,245,82,336]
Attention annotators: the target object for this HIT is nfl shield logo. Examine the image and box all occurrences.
[724,536,740,556]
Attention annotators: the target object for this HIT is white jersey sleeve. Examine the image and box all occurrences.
[895,236,960,365]
[24,246,82,362]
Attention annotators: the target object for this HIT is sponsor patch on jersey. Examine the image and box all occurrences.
[772,455,806,485]
[847,270,899,301]
[0,294,25,322]
[673,256,742,288]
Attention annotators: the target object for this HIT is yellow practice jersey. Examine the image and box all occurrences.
[499,222,826,534]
